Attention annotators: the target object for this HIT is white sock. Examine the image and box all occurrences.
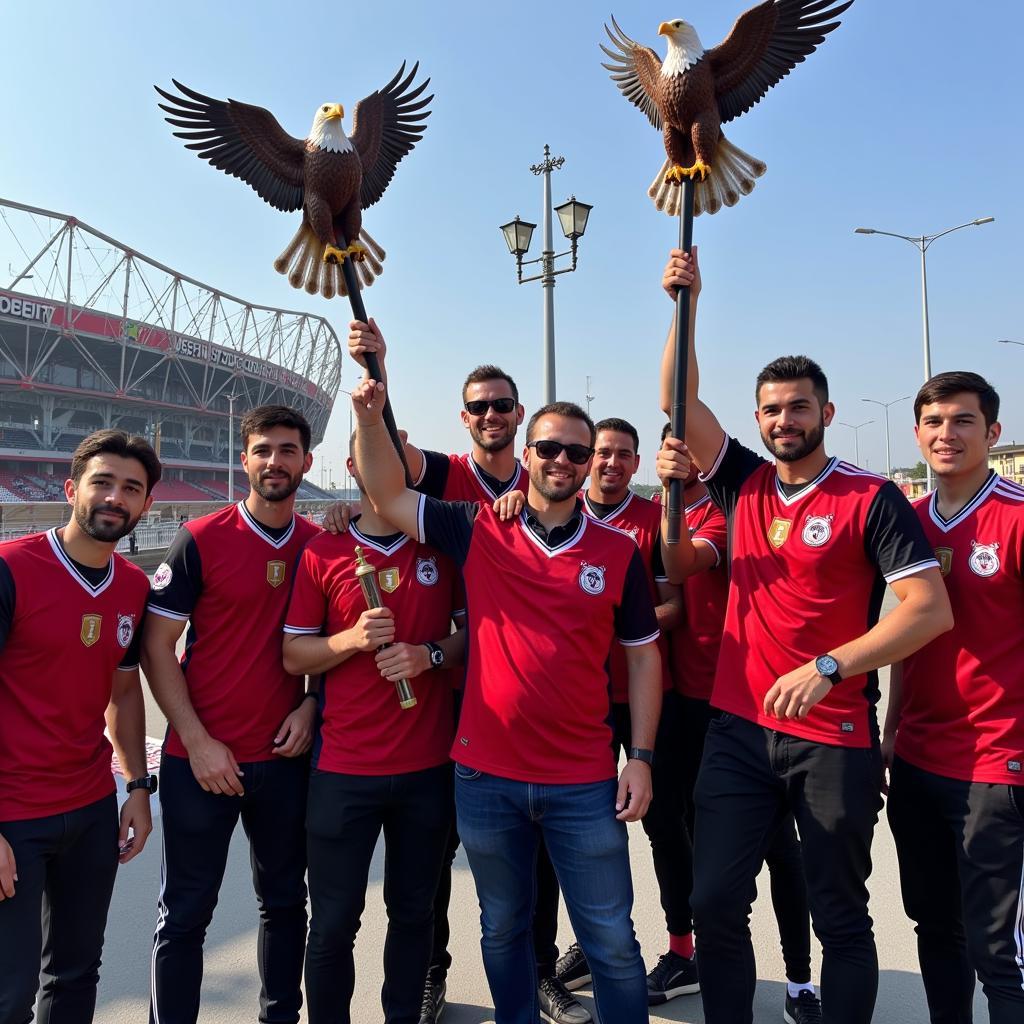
[787,981,815,999]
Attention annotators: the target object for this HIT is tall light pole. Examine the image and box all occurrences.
[862,396,910,480]
[836,419,873,465]
[226,387,242,500]
[339,388,355,498]
[500,145,593,404]
[855,216,994,490]
[997,339,1024,348]
[584,375,595,417]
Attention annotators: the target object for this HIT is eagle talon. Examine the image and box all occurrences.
[679,160,711,182]
[344,242,368,263]
[322,244,347,265]
[665,165,688,185]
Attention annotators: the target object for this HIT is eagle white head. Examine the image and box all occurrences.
[658,19,705,76]
[309,102,353,153]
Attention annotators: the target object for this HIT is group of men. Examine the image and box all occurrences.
[0,244,1020,1024]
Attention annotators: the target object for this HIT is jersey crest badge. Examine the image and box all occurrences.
[768,517,792,549]
[625,526,639,542]
[934,546,953,577]
[415,557,439,586]
[579,561,606,595]
[81,613,102,647]
[266,560,286,588]
[379,567,400,593]
[153,562,173,590]
[117,614,135,649]
[801,513,834,547]
[968,540,1000,577]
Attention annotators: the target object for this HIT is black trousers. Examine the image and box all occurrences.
[0,793,118,1024]
[532,693,692,975]
[887,756,1024,1024]
[679,695,811,982]
[692,713,882,1024]
[305,763,453,1024]
[151,754,308,1024]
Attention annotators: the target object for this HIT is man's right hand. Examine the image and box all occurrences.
[662,245,701,302]
[347,318,386,371]
[346,606,396,652]
[0,835,17,899]
[187,734,245,796]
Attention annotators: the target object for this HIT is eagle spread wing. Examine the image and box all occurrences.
[708,0,854,124]
[349,62,433,210]
[156,81,306,212]
[600,15,664,130]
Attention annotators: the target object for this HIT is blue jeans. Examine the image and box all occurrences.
[455,766,647,1024]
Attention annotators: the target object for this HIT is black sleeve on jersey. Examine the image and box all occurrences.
[148,528,203,617]
[416,449,452,499]
[614,547,660,643]
[651,527,667,581]
[118,609,146,669]
[864,482,938,580]
[0,557,14,652]
[703,437,767,522]
[419,495,478,565]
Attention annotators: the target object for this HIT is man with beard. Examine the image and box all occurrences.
[0,429,159,1023]
[351,382,662,1024]
[143,405,320,1024]
[658,248,952,1024]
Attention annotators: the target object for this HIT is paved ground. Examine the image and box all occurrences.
[90,595,986,1023]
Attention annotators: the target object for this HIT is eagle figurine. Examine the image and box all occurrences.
[602,1,853,216]
[156,64,431,299]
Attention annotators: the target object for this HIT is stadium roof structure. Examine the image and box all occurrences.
[0,197,342,444]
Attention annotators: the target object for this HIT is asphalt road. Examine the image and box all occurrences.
[89,594,985,1023]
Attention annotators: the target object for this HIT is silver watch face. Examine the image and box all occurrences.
[430,648,444,666]
[816,655,839,678]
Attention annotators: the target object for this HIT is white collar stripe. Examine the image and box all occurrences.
[927,473,1000,533]
[685,493,711,514]
[237,501,295,549]
[469,457,523,500]
[45,528,114,596]
[350,523,410,556]
[774,457,838,506]
[517,512,587,558]
[585,490,634,522]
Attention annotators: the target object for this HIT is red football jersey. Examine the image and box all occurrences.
[284,524,460,775]
[148,502,320,762]
[419,498,660,785]
[672,493,729,700]
[707,439,938,748]
[0,531,149,820]
[440,452,527,503]
[896,474,1024,784]
[583,491,671,701]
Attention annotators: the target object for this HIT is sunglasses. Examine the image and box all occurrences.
[464,398,517,415]
[526,440,594,465]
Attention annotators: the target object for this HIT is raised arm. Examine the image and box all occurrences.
[659,247,727,473]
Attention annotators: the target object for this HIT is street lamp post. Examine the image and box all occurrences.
[836,419,873,465]
[855,216,994,490]
[500,145,593,404]
[339,388,355,498]
[997,339,1024,348]
[226,387,242,500]
[862,396,910,480]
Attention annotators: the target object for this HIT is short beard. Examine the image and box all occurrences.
[74,503,138,542]
[251,472,301,502]
[530,465,585,503]
[762,418,825,463]
[470,425,514,453]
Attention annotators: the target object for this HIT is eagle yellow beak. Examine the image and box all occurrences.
[658,21,673,35]
[325,104,344,121]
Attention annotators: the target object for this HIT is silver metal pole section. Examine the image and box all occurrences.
[884,404,892,480]
[541,158,556,404]
[227,393,235,500]
[919,242,933,491]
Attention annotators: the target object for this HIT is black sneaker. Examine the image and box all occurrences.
[645,950,700,1005]
[538,975,592,1024]
[418,971,446,1024]
[554,942,591,992]
[784,989,823,1024]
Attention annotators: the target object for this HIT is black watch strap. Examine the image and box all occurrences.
[628,747,655,766]
[126,773,158,795]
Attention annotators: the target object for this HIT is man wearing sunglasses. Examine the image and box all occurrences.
[351,381,662,1024]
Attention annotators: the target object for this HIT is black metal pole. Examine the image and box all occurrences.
[666,178,695,545]
[337,243,412,487]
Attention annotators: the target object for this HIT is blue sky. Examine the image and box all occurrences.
[3,0,1021,484]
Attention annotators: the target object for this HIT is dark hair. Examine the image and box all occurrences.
[526,402,596,445]
[462,365,519,405]
[914,371,1000,428]
[71,429,162,496]
[755,355,829,407]
[594,417,639,453]
[239,405,312,453]
[660,421,672,443]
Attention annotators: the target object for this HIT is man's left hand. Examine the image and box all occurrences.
[376,642,430,682]
[763,660,832,720]
[118,791,153,864]
[615,760,652,821]
[273,699,317,757]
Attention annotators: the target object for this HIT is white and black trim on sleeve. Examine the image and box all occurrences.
[146,528,202,621]
[614,548,661,646]
[700,436,767,523]
[865,482,941,582]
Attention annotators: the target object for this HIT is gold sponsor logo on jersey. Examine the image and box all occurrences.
[266,560,286,588]
[81,613,102,647]
[768,517,792,549]
[379,567,400,593]
[934,546,953,577]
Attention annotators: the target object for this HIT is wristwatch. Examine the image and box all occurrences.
[126,774,158,795]
[815,654,843,686]
[628,747,655,767]
[424,642,445,669]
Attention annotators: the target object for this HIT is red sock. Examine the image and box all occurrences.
[669,932,694,959]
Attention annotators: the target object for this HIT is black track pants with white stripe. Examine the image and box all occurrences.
[888,756,1024,1024]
